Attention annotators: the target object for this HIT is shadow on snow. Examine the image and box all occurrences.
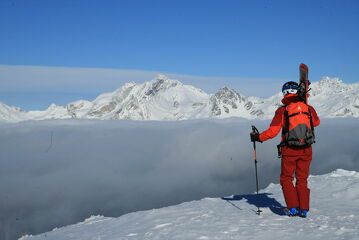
[221,193,285,216]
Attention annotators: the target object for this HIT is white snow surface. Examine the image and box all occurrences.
[21,169,359,240]
[1,74,359,122]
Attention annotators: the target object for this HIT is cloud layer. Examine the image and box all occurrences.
[0,118,358,239]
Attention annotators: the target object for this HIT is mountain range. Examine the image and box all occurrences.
[1,74,358,122]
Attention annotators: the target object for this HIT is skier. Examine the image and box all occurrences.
[250,81,320,218]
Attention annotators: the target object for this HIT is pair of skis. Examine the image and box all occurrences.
[299,63,310,104]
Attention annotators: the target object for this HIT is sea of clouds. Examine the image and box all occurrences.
[0,118,358,240]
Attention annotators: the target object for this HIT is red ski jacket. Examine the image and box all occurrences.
[259,94,320,145]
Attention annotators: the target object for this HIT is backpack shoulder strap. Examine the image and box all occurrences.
[283,106,289,134]
[307,107,315,130]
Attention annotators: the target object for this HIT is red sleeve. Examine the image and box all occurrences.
[309,105,320,127]
[259,107,284,142]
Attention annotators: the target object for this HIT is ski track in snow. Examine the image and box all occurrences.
[20,169,359,240]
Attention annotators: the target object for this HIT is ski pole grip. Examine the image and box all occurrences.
[251,125,259,134]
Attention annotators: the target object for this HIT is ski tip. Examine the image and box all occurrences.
[300,63,308,70]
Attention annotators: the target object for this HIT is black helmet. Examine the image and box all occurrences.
[282,81,299,95]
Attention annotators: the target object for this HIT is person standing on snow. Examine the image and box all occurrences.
[250,81,320,218]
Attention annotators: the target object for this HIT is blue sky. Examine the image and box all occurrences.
[0,0,358,110]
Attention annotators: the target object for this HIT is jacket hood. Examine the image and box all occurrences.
[281,94,301,105]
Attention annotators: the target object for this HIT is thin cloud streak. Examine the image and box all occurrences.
[0,64,283,97]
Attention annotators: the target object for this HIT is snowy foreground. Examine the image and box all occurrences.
[21,169,359,240]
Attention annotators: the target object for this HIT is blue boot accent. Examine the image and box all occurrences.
[286,207,298,216]
[298,209,308,218]
[290,207,298,216]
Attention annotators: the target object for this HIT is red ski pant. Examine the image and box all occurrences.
[280,147,312,210]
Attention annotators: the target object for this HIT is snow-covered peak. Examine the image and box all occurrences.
[0,102,26,122]
[311,77,349,95]
[309,77,359,117]
[0,101,24,113]
[144,74,182,96]
[214,86,246,102]
[26,104,70,120]
[46,103,59,110]
[209,86,257,118]
[150,74,181,88]
[154,73,173,82]
[318,76,343,85]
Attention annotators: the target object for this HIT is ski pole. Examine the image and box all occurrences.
[251,125,262,215]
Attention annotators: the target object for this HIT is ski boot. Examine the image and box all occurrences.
[285,207,298,217]
[298,209,308,218]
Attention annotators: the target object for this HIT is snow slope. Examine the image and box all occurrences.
[21,169,359,240]
[1,74,359,122]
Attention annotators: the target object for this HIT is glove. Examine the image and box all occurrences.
[250,132,262,143]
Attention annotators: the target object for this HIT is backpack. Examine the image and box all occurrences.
[282,101,315,148]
